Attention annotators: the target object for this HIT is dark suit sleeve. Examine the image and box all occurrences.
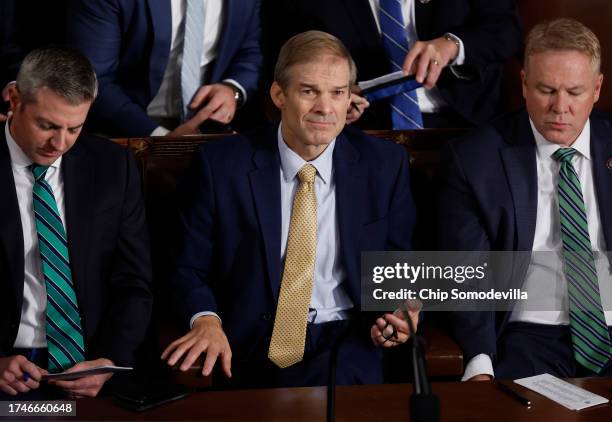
[90,149,153,366]
[172,146,220,327]
[438,143,497,361]
[451,0,522,67]
[388,146,416,251]
[66,0,159,136]
[220,0,263,99]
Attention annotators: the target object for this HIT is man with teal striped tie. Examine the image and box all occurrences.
[0,47,152,398]
[440,18,612,381]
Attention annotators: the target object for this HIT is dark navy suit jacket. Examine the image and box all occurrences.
[0,125,153,366]
[438,109,612,361]
[273,0,521,128]
[67,0,263,137]
[173,123,415,366]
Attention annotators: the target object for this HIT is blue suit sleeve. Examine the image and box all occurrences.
[172,146,220,327]
[66,0,159,137]
[218,0,263,100]
[438,142,497,361]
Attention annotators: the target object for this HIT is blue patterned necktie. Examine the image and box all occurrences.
[379,0,423,129]
[30,164,86,372]
[181,0,205,121]
[553,148,612,373]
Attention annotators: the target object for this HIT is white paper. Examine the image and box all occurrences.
[42,365,133,381]
[358,71,406,91]
[514,373,609,410]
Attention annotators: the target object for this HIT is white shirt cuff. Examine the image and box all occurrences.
[222,79,247,106]
[447,32,466,66]
[461,353,495,381]
[190,312,222,329]
[151,126,170,136]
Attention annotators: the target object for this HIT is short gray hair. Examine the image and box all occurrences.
[274,30,357,89]
[16,46,98,106]
[525,18,601,73]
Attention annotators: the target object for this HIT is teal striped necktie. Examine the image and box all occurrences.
[553,148,612,373]
[30,164,85,372]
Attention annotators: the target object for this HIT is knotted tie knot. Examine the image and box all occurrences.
[298,164,317,185]
[29,164,49,182]
[552,147,577,164]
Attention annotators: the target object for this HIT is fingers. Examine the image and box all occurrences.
[54,374,110,398]
[220,348,232,378]
[20,360,43,382]
[402,41,445,88]
[190,84,236,124]
[161,332,191,360]
[189,85,213,109]
[1,384,18,395]
[346,94,370,124]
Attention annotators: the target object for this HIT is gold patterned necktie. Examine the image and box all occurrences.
[268,164,318,368]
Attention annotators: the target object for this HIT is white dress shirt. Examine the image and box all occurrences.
[5,122,66,348]
[277,125,353,323]
[463,118,612,380]
[190,124,354,327]
[148,0,245,135]
[368,0,466,113]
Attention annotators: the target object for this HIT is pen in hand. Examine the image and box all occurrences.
[498,382,532,408]
[22,349,38,382]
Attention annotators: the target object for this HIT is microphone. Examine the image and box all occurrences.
[402,302,439,422]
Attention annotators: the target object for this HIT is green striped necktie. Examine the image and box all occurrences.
[30,164,86,372]
[553,148,612,373]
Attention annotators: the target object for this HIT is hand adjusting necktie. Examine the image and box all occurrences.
[268,164,318,368]
[379,0,423,129]
[553,148,612,373]
[30,164,85,372]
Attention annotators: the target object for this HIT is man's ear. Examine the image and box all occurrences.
[270,82,285,110]
[7,83,23,114]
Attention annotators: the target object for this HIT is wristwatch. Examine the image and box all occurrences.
[220,82,245,107]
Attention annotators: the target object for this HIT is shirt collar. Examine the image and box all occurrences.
[5,119,63,170]
[530,118,591,162]
[277,123,335,184]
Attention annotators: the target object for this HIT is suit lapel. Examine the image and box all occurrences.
[342,0,382,49]
[62,141,94,311]
[147,0,172,97]
[249,127,282,300]
[334,133,367,306]
[590,117,612,249]
[499,112,538,251]
[0,126,25,309]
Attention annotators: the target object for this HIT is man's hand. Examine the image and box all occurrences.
[0,355,45,395]
[47,358,114,398]
[371,304,420,347]
[161,316,232,378]
[468,374,493,381]
[346,93,370,124]
[402,37,459,89]
[167,83,237,136]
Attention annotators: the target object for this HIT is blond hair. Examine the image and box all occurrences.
[524,18,601,73]
[274,30,357,89]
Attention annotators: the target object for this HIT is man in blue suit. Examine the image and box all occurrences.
[161,31,418,388]
[440,19,612,380]
[270,0,521,129]
[67,0,262,137]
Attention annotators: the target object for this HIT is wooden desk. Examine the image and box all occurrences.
[74,378,612,421]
